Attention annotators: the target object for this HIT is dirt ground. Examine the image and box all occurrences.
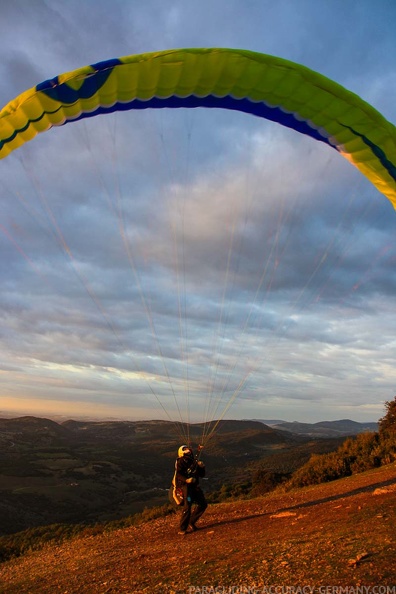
[0,462,395,593]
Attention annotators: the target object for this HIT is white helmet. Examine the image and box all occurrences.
[178,444,193,458]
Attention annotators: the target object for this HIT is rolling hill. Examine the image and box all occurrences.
[0,417,297,534]
[0,415,379,536]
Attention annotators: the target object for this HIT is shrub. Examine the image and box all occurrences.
[284,431,385,490]
[250,469,290,496]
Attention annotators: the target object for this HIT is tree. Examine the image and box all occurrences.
[378,396,396,437]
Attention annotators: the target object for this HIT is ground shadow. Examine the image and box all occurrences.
[201,475,396,530]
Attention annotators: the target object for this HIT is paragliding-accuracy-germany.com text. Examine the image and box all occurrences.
[187,586,396,594]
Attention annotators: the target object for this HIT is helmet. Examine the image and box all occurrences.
[178,444,193,458]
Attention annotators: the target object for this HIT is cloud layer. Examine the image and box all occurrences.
[1,1,396,425]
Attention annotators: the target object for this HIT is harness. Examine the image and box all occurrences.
[169,445,204,506]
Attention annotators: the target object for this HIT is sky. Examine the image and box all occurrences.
[1,0,396,427]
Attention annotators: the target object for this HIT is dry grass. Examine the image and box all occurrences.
[0,463,395,593]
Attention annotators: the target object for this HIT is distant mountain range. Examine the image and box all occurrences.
[257,418,378,437]
[0,413,378,439]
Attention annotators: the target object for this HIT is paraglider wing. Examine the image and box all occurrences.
[1,47,396,206]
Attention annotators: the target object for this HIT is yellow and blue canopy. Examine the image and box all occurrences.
[1,48,396,207]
